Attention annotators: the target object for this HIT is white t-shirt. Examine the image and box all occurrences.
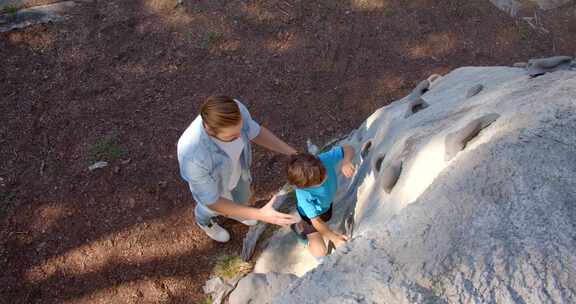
[212,136,245,190]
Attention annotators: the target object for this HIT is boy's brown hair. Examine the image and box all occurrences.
[200,96,241,133]
[286,153,326,188]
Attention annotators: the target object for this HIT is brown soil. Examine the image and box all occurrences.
[1,0,575,303]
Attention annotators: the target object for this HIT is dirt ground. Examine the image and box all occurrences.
[1,0,575,303]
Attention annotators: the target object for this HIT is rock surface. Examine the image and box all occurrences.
[232,61,576,303]
[0,1,75,33]
[279,65,576,303]
[228,272,297,304]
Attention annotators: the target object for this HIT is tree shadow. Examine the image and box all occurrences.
[9,247,214,303]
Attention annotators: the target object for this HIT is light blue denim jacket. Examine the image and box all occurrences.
[177,100,261,206]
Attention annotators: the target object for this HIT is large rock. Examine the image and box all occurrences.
[228,272,297,304]
[251,62,576,303]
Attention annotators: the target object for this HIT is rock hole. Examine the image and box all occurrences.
[412,102,426,113]
[529,72,546,78]
[444,113,500,161]
[374,155,385,172]
[381,160,403,194]
[361,141,372,159]
[513,62,527,68]
[527,56,573,78]
[411,79,430,98]
[405,98,429,118]
[427,74,442,87]
[344,213,355,238]
[466,84,484,98]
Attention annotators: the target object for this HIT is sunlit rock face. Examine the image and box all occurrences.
[231,61,576,304]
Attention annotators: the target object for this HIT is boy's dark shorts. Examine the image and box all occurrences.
[297,205,333,235]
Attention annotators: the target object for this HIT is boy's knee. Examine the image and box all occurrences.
[308,234,327,257]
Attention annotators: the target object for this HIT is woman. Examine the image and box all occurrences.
[177,96,299,242]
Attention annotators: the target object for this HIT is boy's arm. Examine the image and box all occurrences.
[342,144,355,162]
[310,217,348,247]
[341,145,356,177]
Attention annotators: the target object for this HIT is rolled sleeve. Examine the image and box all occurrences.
[236,100,261,140]
[247,119,261,140]
[298,199,321,219]
[182,159,220,206]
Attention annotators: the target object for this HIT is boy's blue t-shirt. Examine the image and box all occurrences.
[295,146,344,219]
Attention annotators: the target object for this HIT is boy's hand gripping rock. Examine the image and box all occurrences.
[332,233,349,248]
[341,160,356,178]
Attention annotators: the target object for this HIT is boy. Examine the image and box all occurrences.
[286,145,356,260]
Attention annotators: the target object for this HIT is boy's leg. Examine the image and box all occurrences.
[298,209,332,259]
[307,232,327,257]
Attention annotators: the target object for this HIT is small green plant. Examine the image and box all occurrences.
[199,31,222,49]
[383,6,395,17]
[3,5,18,17]
[0,191,16,202]
[198,296,213,304]
[184,31,193,41]
[89,135,123,161]
[213,255,252,279]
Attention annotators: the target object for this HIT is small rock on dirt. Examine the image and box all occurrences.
[89,161,109,171]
